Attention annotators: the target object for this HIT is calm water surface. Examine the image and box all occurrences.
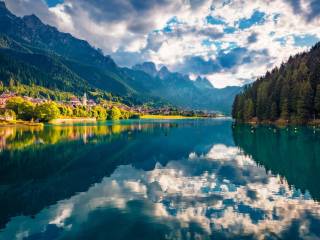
[0,119,320,240]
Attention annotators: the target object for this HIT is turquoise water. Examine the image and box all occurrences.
[0,119,319,239]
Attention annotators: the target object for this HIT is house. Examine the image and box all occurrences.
[68,94,97,107]
[87,99,96,107]
[31,98,46,104]
[69,96,82,106]
[0,115,14,121]
[0,92,16,108]
[81,93,96,107]
[23,96,46,104]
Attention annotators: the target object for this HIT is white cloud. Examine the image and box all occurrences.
[4,0,320,87]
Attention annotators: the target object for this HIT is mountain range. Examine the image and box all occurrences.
[0,2,241,113]
[130,62,241,113]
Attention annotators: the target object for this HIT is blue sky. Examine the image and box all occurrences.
[44,0,63,7]
[5,0,320,88]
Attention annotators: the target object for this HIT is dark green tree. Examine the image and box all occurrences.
[270,102,278,121]
[314,84,320,118]
[297,81,312,121]
[232,42,320,123]
[243,99,254,120]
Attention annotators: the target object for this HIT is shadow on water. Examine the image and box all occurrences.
[232,124,320,201]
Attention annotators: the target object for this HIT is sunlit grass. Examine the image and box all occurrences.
[0,120,43,127]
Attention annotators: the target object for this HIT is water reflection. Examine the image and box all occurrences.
[233,125,320,201]
[0,121,186,151]
[0,120,320,239]
[0,120,231,231]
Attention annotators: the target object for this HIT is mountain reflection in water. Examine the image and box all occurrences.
[0,120,319,240]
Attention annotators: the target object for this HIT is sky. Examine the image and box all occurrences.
[4,0,320,88]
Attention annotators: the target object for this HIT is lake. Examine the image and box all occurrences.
[0,119,320,240]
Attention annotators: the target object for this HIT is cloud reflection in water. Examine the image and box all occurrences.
[1,144,320,240]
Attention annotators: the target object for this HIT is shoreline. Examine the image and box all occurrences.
[0,120,43,127]
[234,118,320,127]
[0,116,224,127]
[48,118,97,124]
[140,115,206,120]
[0,117,97,127]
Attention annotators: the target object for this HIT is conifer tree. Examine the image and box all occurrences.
[314,84,320,118]
[232,42,320,123]
[297,81,312,120]
[270,102,278,121]
[244,99,254,120]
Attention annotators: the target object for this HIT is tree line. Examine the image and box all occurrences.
[233,42,320,123]
[3,97,139,122]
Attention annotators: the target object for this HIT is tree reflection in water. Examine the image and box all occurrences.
[0,120,319,239]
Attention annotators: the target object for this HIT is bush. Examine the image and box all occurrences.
[91,106,107,120]
[6,97,34,120]
[109,107,122,120]
[35,102,60,122]
[6,97,24,113]
[58,105,73,117]
[0,109,16,120]
[4,109,16,120]
[73,106,88,117]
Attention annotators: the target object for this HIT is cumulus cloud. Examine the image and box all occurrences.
[49,0,212,53]
[286,0,320,22]
[4,0,320,87]
[200,0,320,87]
[4,0,58,25]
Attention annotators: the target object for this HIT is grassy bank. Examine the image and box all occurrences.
[0,120,43,127]
[49,118,97,124]
[0,117,97,127]
[140,115,201,120]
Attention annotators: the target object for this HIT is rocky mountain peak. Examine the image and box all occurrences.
[194,76,213,90]
[158,66,171,79]
[23,14,44,29]
[0,1,6,9]
[0,1,11,15]
[133,62,158,77]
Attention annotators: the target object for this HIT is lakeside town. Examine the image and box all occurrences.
[0,91,221,124]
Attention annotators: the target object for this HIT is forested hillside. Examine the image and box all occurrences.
[232,42,320,123]
[0,2,241,113]
[0,2,144,104]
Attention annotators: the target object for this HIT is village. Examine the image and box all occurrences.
[0,91,220,122]
[0,92,97,109]
[0,91,101,122]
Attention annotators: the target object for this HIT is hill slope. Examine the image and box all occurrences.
[0,2,241,112]
[0,2,157,104]
[232,42,320,123]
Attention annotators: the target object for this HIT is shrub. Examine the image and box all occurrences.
[6,97,34,120]
[35,102,60,122]
[109,107,122,120]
